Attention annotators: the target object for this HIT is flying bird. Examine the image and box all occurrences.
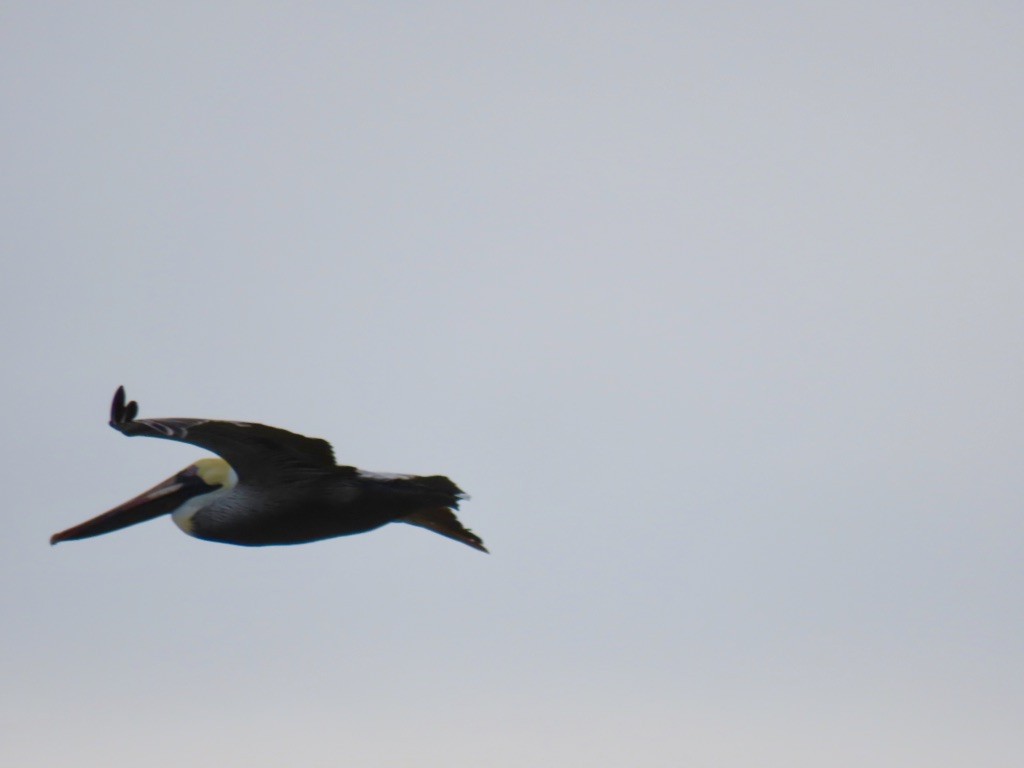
[51,387,486,552]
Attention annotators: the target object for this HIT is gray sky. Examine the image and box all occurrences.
[3,2,1022,766]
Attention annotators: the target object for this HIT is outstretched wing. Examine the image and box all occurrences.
[109,386,336,482]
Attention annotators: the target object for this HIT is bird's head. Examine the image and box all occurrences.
[50,458,238,545]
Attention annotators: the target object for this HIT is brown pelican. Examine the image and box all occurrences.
[50,387,486,552]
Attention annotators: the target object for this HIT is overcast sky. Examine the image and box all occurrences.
[3,3,1022,766]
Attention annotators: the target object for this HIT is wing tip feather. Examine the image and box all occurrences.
[110,385,139,430]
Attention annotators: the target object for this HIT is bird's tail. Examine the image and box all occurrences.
[400,506,488,553]
[414,474,466,500]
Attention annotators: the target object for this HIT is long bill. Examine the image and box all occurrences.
[50,469,209,545]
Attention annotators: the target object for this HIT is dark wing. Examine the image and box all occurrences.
[109,386,336,482]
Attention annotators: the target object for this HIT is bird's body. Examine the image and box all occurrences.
[50,388,486,552]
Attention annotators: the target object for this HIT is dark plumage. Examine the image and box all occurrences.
[51,387,486,552]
